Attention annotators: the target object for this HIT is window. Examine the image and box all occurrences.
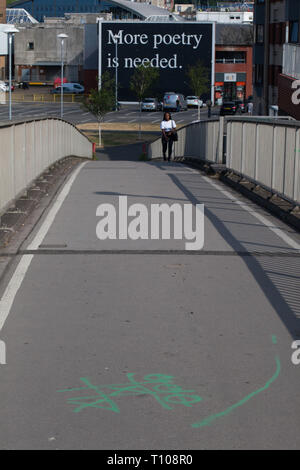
[256,24,264,43]
[255,64,264,84]
[216,51,246,64]
[28,42,34,50]
[290,21,299,43]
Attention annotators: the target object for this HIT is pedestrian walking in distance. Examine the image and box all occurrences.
[247,101,253,115]
[161,112,177,161]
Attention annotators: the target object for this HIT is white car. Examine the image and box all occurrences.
[0,81,8,92]
[186,96,203,108]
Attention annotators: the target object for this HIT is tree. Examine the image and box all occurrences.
[129,65,159,139]
[186,60,210,99]
[83,72,115,148]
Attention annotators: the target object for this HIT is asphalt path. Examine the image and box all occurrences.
[0,102,219,126]
[0,160,299,450]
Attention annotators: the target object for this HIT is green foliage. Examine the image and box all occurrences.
[83,72,115,122]
[129,65,159,102]
[186,61,210,98]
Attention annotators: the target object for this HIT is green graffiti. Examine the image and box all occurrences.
[59,336,281,427]
[58,373,203,414]
[192,335,280,428]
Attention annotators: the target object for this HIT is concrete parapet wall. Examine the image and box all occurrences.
[0,118,93,216]
[148,118,224,163]
[226,117,300,204]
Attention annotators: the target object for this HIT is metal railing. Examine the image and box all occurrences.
[216,59,246,64]
[0,117,93,216]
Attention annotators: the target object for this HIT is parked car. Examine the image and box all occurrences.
[50,83,84,94]
[6,82,14,92]
[234,100,246,113]
[141,98,161,112]
[186,96,203,108]
[163,92,187,112]
[0,80,9,92]
[220,101,237,116]
[0,82,7,92]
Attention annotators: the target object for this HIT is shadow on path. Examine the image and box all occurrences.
[96,142,148,161]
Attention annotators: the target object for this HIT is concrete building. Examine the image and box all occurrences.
[14,13,111,83]
[196,10,253,24]
[174,4,195,19]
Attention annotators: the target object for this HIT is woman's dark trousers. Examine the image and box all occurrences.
[162,138,173,161]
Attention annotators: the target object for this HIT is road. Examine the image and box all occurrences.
[0,159,299,450]
[0,102,219,126]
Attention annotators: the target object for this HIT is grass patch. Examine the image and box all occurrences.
[83,130,160,148]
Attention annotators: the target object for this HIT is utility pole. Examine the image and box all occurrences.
[263,0,270,116]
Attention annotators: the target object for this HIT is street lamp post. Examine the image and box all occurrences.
[57,33,68,118]
[4,25,19,121]
[115,39,118,112]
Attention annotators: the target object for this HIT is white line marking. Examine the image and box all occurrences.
[0,161,87,331]
[201,175,300,251]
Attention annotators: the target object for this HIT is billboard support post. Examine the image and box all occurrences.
[97,18,102,90]
[211,21,216,106]
[115,40,118,111]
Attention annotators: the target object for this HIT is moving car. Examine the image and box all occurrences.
[50,83,85,94]
[141,98,161,112]
[186,96,203,108]
[163,92,187,112]
[220,101,237,116]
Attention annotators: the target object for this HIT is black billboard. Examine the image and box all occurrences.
[99,22,214,101]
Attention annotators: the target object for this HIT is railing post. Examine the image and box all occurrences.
[218,117,224,163]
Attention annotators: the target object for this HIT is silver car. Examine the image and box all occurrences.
[186,96,203,108]
[163,93,187,112]
[141,98,161,112]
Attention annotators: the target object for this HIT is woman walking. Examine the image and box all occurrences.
[160,112,176,161]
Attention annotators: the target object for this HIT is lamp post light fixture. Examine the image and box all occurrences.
[57,33,68,118]
[4,25,19,121]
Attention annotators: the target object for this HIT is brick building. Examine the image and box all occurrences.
[215,24,253,102]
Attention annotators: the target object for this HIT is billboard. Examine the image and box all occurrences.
[98,21,215,102]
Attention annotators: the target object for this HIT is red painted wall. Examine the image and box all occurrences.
[215,45,253,99]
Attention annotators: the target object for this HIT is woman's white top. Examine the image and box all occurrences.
[161,119,176,131]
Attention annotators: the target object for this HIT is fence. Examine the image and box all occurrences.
[147,118,224,163]
[226,117,300,204]
[0,117,93,216]
[0,93,84,104]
